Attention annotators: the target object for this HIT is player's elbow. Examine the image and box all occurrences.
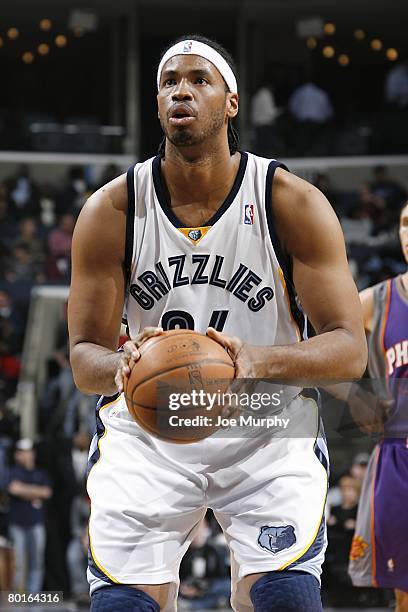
[70,347,94,395]
[347,334,368,379]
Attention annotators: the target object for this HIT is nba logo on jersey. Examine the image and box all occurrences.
[244,203,254,225]
[183,41,193,53]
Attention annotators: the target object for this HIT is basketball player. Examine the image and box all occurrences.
[349,202,408,611]
[68,35,367,611]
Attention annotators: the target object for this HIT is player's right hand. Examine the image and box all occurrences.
[115,327,163,393]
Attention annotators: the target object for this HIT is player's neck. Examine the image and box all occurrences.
[161,140,240,206]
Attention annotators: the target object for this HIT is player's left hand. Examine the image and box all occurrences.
[207,328,260,420]
[206,327,258,378]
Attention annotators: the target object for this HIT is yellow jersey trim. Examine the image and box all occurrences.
[178,226,211,244]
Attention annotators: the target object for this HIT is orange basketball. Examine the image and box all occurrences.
[124,330,235,443]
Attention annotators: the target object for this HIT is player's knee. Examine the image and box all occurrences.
[250,570,322,612]
[90,585,160,612]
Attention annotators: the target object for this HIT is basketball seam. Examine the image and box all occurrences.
[139,330,231,360]
[128,359,235,390]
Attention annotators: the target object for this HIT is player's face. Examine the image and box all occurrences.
[399,204,408,264]
[157,55,238,149]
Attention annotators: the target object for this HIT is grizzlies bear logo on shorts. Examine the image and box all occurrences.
[258,525,296,554]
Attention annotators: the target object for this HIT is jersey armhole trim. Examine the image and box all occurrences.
[265,161,306,339]
[125,165,136,291]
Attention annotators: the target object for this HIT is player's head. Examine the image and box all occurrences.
[157,35,239,156]
[399,200,408,264]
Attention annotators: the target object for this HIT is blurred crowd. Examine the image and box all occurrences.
[0,156,406,608]
[250,61,408,157]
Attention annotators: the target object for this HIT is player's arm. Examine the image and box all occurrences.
[68,177,163,396]
[209,170,367,380]
[68,177,128,396]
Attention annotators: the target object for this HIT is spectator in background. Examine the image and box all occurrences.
[8,439,52,592]
[179,517,230,610]
[12,217,46,272]
[250,80,281,156]
[325,476,361,606]
[0,183,8,223]
[47,213,76,282]
[369,166,407,217]
[350,453,369,485]
[289,80,333,123]
[5,165,40,220]
[313,173,338,210]
[98,164,120,189]
[0,290,23,397]
[4,245,45,286]
[385,60,408,109]
[66,460,90,608]
[0,400,18,490]
[328,476,360,535]
[66,486,90,607]
[56,167,91,214]
[289,79,333,155]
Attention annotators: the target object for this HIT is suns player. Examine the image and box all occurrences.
[68,35,367,611]
[348,202,408,611]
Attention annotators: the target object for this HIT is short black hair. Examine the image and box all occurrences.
[157,34,239,156]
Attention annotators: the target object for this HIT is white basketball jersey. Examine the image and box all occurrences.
[124,151,305,347]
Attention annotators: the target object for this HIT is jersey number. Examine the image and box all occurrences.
[161,310,228,332]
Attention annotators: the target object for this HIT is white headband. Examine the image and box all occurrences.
[157,40,238,94]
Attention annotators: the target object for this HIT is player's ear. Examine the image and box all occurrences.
[226,92,239,119]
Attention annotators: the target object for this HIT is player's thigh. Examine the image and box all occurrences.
[213,436,328,610]
[87,396,207,587]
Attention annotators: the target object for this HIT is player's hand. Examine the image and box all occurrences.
[348,389,392,435]
[206,328,258,420]
[115,327,164,393]
[206,327,257,377]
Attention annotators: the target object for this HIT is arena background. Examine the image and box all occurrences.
[0,0,407,609]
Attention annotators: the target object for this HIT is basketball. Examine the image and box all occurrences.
[124,330,235,443]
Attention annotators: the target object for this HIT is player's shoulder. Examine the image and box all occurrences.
[273,163,325,207]
[73,173,129,254]
[85,172,128,214]
[263,156,334,236]
[360,278,393,332]
[361,277,394,305]
[245,151,324,206]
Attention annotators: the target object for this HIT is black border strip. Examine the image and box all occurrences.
[152,152,248,228]
[265,160,306,339]
[125,166,136,290]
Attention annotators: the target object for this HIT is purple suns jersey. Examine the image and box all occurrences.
[368,275,408,437]
[349,275,408,591]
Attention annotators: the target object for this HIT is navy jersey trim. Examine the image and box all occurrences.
[287,515,326,570]
[87,393,120,585]
[265,161,307,339]
[152,152,248,228]
[125,166,136,290]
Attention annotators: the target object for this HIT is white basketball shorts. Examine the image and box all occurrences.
[87,391,328,607]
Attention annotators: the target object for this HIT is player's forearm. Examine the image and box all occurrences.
[70,342,122,396]
[255,328,367,381]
